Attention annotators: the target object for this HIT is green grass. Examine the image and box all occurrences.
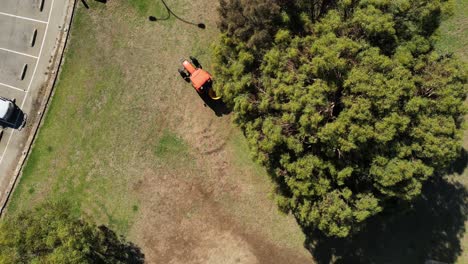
[154,131,188,158]
[128,0,186,26]
[437,1,468,263]
[436,0,468,61]
[6,1,311,261]
[130,0,167,17]
[7,4,140,233]
[6,0,466,262]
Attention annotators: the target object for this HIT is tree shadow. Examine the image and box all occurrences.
[80,0,89,9]
[445,149,468,175]
[91,225,145,263]
[149,0,205,29]
[304,176,467,264]
[81,0,106,9]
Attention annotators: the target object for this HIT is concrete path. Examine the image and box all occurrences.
[0,0,76,213]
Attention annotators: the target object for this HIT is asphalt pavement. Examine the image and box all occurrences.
[0,0,75,211]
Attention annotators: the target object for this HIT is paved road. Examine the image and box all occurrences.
[0,0,75,209]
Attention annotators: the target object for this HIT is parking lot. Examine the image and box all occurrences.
[0,0,51,160]
[0,0,74,205]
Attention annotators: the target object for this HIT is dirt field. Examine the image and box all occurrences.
[6,1,312,263]
[6,0,468,263]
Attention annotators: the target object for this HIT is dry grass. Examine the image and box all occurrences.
[7,0,467,263]
[436,0,468,61]
[7,1,311,263]
[438,1,468,263]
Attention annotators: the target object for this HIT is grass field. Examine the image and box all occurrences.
[6,1,311,263]
[5,0,468,263]
[436,0,468,61]
[437,0,468,263]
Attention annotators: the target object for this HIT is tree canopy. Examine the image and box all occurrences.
[0,202,144,263]
[213,0,467,237]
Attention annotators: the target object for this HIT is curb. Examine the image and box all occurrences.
[0,0,78,216]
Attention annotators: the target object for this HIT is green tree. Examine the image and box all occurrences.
[213,0,467,237]
[0,202,144,263]
[218,0,282,50]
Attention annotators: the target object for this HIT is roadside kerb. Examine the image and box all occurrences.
[0,0,77,216]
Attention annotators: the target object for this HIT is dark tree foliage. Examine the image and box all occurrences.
[218,0,282,50]
[213,0,467,237]
[0,202,144,263]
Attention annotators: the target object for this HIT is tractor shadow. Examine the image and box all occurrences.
[0,105,27,130]
[197,87,231,117]
[304,174,468,264]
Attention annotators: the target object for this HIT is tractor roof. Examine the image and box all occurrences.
[0,98,13,120]
[190,69,212,90]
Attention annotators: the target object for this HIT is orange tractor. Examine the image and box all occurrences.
[178,57,221,100]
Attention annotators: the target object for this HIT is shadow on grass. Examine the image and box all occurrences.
[92,225,145,263]
[80,0,89,9]
[304,174,467,264]
[148,0,205,29]
[80,0,106,9]
[177,57,232,117]
[445,149,468,175]
[197,89,231,117]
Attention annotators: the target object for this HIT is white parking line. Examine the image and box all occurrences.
[0,11,48,24]
[23,0,55,105]
[0,82,25,92]
[0,0,55,166]
[0,47,38,59]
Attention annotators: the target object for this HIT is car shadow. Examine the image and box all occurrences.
[0,105,27,130]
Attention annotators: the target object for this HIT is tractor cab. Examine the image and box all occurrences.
[179,57,220,100]
[183,60,212,93]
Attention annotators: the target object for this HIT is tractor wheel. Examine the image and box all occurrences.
[190,56,202,68]
[178,68,188,77]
